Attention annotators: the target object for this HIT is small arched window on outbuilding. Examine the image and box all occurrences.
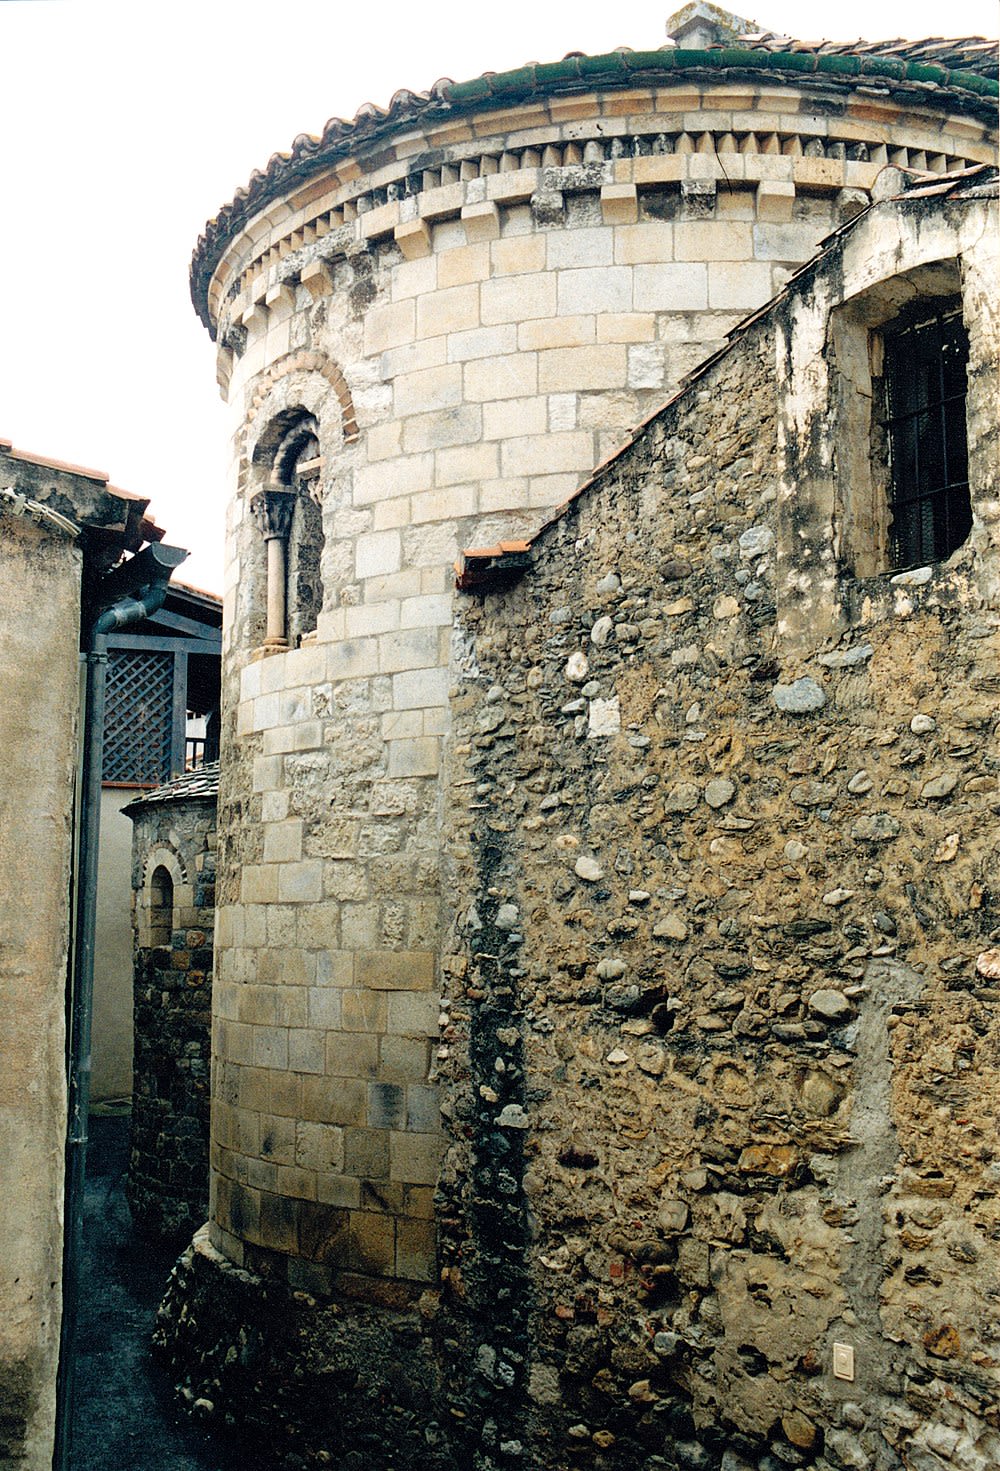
[251,409,325,647]
[148,865,174,949]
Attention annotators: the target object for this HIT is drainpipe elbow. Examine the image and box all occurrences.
[92,580,170,639]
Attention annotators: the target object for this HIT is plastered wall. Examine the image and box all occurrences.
[0,516,79,1470]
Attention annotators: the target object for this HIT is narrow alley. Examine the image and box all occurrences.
[71,1112,243,1471]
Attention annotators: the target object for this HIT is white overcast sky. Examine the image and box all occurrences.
[1,0,996,591]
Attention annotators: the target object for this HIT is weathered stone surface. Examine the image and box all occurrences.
[920,772,958,800]
[852,813,901,841]
[817,643,874,668]
[126,780,217,1241]
[664,781,700,813]
[565,651,589,682]
[588,696,621,737]
[772,676,826,713]
[739,524,774,561]
[704,778,736,808]
[808,988,852,1021]
[657,1199,689,1233]
[165,57,1000,1471]
[654,914,688,940]
[782,1410,818,1449]
[495,903,520,930]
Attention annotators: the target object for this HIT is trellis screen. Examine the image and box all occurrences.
[103,649,174,784]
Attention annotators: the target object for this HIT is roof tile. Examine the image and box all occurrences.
[190,32,998,330]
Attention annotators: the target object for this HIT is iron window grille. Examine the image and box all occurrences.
[883,302,971,572]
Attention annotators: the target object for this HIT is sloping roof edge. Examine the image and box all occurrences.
[0,437,165,548]
[455,163,998,591]
[123,761,221,814]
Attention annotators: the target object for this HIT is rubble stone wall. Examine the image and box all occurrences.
[440,196,1000,1471]
[127,795,217,1240]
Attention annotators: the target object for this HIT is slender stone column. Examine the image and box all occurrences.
[250,490,295,648]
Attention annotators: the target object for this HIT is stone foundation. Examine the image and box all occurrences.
[155,1230,456,1470]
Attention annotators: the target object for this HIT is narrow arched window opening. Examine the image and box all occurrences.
[251,409,325,647]
[148,865,174,949]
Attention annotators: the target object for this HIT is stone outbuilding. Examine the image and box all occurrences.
[125,763,219,1240]
[93,581,221,1104]
[441,161,999,1471]
[157,13,999,1471]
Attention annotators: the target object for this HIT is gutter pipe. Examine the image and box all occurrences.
[53,545,187,1471]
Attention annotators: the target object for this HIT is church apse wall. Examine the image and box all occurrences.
[126,765,219,1241]
[156,167,999,1471]
[200,20,997,1309]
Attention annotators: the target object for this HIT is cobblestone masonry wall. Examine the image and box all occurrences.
[209,76,997,1300]
[127,792,217,1240]
[439,196,1000,1471]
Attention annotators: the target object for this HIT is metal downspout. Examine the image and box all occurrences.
[53,563,185,1471]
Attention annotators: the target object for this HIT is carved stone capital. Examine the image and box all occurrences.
[250,489,295,541]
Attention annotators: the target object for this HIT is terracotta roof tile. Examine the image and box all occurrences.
[123,762,220,813]
[190,32,997,330]
[5,445,110,483]
[172,579,223,604]
[0,439,169,547]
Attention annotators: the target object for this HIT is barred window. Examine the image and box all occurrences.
[883,302,971,571]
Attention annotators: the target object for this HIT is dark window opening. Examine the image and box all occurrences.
[185,652,221,769]
[255,409,325,643]
[149,865,174,948]
[883,302,971,571]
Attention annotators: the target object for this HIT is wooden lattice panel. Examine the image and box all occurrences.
[103,650,174,784]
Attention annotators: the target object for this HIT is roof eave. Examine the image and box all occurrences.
[189,43,999,334]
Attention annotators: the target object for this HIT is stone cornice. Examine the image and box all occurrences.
[190,38,999,335]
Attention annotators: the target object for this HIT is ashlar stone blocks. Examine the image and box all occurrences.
[198,68,1000,1317]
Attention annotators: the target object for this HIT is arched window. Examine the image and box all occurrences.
[148,865,174,949]
[273,415,324,642]
[251,409,325,646]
